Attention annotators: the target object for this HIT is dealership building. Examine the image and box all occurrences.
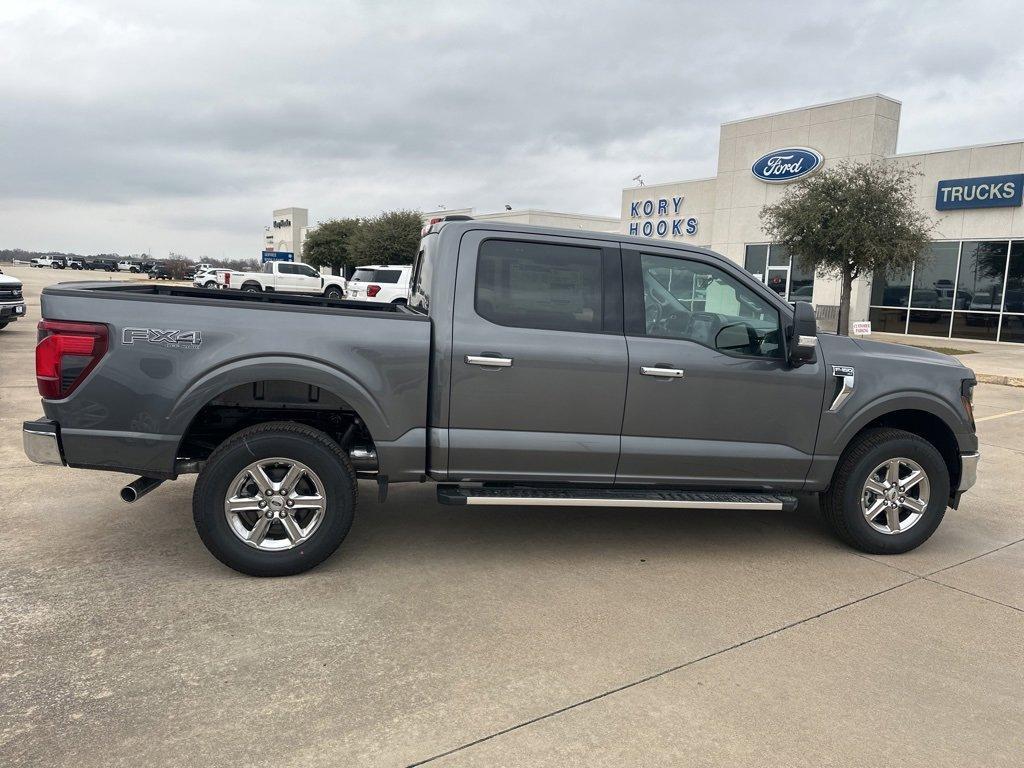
[621,94,1024,342]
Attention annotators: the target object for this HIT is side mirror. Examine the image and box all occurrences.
[790,301,817,365]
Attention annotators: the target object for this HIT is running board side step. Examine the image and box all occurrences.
[437,486,798,511]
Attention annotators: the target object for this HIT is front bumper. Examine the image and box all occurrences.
[23,419,65,466]
[0,300,26,321]
[958,451,980,493]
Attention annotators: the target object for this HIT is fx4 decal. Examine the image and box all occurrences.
[122,327,203,348]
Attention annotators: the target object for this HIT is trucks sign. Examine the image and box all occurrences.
[935,174,1024,211]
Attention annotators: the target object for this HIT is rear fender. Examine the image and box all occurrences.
[167,356,393,448]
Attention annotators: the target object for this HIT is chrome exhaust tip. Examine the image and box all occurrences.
[121,476,164,503]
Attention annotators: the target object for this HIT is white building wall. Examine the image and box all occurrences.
[265,207,309,262]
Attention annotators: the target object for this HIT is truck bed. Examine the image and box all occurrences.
[44,280,404,315]
[37,280,432,481]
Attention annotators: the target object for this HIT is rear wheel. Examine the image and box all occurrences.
[193,422,356,576]
[241,283,261,292]
[821,428,949,555]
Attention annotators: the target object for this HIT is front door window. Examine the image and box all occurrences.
[638,253,783,358]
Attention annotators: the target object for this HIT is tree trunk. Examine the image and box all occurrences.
[837,267,854,336]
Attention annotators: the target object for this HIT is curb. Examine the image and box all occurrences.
[976,373,1024,388]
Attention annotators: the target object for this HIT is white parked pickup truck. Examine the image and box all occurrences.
[219,261,347,298]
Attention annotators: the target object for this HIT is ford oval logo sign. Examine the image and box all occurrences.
[751,147,823,183]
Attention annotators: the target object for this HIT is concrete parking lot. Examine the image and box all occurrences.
[1,265,1022,767]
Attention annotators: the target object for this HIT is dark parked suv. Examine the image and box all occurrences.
[85,258,118,272]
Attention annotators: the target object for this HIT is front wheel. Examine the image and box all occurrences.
[193,422,357,576]
[820,428,949,555]
[324,286,343,299]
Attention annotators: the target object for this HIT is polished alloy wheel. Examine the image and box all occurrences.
[224,458,327,551]
[861,457,930,535]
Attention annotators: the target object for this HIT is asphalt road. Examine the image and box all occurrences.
[1,265,1022,767]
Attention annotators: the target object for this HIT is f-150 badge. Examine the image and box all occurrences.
[122,327,202,347]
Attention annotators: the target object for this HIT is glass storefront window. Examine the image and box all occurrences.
[868,307,909,333]
[910,242,960,310]
[870,265,912,307]
[906,310,952,337]
[1000,314,1024,344]
[1004,241,1024,314]
[957,241,1008,313]
[743,245,768,280]
[951,312,999,341]
[867,239,1024,342]
[768,244,790,266]
[789,258,815,302]
[743,243,812,302]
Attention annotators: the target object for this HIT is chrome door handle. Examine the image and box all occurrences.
[640,366,685,378]
[466,355,513,368]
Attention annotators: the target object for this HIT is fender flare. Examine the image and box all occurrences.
[828,390,967,457]
[166,356,394,450]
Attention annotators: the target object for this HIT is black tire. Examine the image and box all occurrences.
[821,427,949,555]
[325,286,343,299]
[392,298,407,305]
[241,283,261,292]
[0,322,9,331]
[193,422,357,576]
[204,280,217,288]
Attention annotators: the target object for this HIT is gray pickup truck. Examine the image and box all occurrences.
[24,219,980,576]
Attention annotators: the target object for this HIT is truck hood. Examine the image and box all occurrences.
[851,337,968,370]
[0,274,22,288]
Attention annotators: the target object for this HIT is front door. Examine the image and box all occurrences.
[447,231,627,482]
[617,245,827,489]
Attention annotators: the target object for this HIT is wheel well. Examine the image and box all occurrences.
[241,281,262,291]
[177,379,376,467]
[859,409,960,490]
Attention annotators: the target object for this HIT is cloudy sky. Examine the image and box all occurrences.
[2,0,1023,259]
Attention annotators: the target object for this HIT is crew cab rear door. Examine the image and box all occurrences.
[447,230,627,482]
[616,243,826,488]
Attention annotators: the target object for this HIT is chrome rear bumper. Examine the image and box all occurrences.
[23,420,65,466]
[958,451,980,492]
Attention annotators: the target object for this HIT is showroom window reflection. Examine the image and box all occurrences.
[744,244,814,302]
[868,240,1024,343]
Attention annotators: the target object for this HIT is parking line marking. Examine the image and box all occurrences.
[975,408,1024,423]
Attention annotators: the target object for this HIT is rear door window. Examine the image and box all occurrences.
[351,269,375,282]
[475,239,604,333]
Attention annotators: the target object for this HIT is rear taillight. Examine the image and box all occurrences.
[366,284,381,298]
[35,320,108,399]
